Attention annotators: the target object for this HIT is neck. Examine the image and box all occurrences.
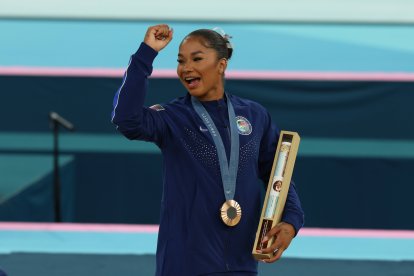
[195,89,225,102]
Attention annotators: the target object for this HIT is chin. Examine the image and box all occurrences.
[188,89,205,98]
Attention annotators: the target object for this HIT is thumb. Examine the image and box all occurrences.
[154,28,173,52]
[164,29,174,44]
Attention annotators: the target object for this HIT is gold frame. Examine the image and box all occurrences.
[252,130,300,260]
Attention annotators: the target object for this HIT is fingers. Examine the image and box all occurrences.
[257,233,282,255]
[154,25,171,40]
[258,222,282,246]
[143,24,173,52]
[256,222,296,263]
[145,24,171,41]
[257,235,284,263]
[162,29,173,44]
[263,247,284,263]
[146,24,169,37]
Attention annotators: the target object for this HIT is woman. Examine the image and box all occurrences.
[112,24,304,276]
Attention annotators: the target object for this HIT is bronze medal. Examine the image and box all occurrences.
[192,95,242,227]
[220,200,242,226]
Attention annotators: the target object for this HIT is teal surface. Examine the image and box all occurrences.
[1,20,414,72]
[288,236,414,261]
[0,229,413,261]
[0,154,73,203]
[0,230,157,255]
[1,132,414,159]
[301,138,414,159]
[0,132,159,153]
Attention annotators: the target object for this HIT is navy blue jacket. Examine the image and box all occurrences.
[112,43,304,275]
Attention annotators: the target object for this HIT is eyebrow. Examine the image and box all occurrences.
[178,50,204,57]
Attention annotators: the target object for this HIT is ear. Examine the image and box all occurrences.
[218,58,228,75]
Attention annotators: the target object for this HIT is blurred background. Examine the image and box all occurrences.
[1,0,414,275]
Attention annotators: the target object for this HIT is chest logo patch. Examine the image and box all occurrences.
[149,104,165,111]
[236,116,252,135]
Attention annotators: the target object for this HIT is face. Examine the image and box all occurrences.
[177,36,227,101]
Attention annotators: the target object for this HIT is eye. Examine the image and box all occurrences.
[193,57,203,62]
[177,59,184,64]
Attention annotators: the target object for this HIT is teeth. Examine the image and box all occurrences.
[185,77,196,81]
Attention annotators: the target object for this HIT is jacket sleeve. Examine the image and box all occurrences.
[258,111,305,235]
[111,42,168,147]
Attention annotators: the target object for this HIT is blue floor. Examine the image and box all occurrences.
[1,227,414,261]
[1,225,414,276]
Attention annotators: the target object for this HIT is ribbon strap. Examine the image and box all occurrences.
[191,93,239,200]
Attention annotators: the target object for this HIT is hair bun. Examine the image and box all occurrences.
[212,27,233,59]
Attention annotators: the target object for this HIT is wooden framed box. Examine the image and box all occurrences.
[252,130,300,260]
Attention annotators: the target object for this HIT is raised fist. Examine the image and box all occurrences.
[143,24,173,52]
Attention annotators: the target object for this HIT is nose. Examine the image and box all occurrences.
[182,62,193,73]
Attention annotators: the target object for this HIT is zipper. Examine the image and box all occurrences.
[220,104,230,146]
[218,102,231,161]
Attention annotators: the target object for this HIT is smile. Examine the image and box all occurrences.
[184,77,201,88]
[185,77,201,83]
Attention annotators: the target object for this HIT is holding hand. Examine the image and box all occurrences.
[144,24,173,52]
[257,222,295,263]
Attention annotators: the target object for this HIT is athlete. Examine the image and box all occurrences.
[112,24,304,276]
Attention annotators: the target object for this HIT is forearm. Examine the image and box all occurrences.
[111,42,158,139]
[281,182,305,235]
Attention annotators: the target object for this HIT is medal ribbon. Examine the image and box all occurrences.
[191,93,239,201]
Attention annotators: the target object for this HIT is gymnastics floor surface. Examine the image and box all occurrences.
[0,223,413,276]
